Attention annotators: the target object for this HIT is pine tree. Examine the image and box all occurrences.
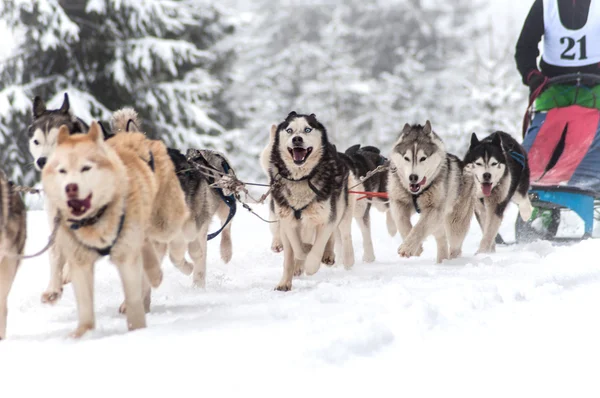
[0,0,236,185]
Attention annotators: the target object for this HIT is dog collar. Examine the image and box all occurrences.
[68,205,108,230]
[92,213,125,256]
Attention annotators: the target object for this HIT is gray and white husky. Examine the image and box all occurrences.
[267,111,357,291]
[463,131,533,253]
[388,121,476,263]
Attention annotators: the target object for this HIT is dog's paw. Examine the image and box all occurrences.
[146,267,163,288]
[274,281,292,292]
[519,203,534,222]
[271,240,283,253]
[174,260,193,276]
[119,301,127,314]
[398,241,423,258]
[293,263,304,277]
[69,324,93,339]
[321,252,335,266]
[363,251,376,263]
[304,253,321,276]
[193,272,206,289]
[41,288,63,304]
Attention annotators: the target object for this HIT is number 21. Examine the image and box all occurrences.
[561,36,588,60]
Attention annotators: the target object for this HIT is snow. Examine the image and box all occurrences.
[2,202,600,397]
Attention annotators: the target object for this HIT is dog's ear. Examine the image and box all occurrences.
[286,111,297,119]
[126,119,140,133]
[423,120,433,135]
[270,124,277,139]
[402,123,411,133]
[59,93,70,114]
[470,132,479,148]
[32,96,46,118]
[491,132,502,147]
[309,113,316,118]
[57,125,70,146]
[87,121,104,145]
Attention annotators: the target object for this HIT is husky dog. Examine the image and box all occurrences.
[27,94,90,304]
[165,147,235,287]
[464,131,533,253]
[388,121,476,263]
[42,122,161,338]
[337,144,396,262]
[268,111,356,291]
[0,171,27,340]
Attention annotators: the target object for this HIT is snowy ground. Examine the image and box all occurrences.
[2,202,600,397]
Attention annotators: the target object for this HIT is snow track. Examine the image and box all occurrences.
[1,204,599,397]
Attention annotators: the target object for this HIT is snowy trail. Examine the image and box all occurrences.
[1,204,600,397]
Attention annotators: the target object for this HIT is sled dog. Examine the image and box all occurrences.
[337,144,396,262]
[268,111,356,291]
[463,131,533,253]
[27,94,90,304]
[0,171,27,340]
[165,147,235,287]
[388,121,476,263]
[42,122,159,338]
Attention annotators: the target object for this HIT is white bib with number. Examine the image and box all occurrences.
[543,0,600,67]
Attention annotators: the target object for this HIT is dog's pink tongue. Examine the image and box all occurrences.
[482,183,492,197]
[292,148,307,162]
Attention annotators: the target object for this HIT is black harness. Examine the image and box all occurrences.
[68,206,126,257]
[277,171,322,220]
[188,151,237,240]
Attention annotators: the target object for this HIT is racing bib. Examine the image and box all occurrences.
[543,0,600,67]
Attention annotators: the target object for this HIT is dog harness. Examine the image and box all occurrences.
[508,151,526,169]
[277,172,322,220]
[67,206,126,256]
[187,151,237,240]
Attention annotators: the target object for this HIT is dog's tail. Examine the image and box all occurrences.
[0,170,10,235]
[110,107,141,134]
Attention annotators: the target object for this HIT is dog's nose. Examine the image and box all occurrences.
[292,136,303,146]
[483,172,491,181]
[65,183,79,199]
[409,174,419,183]
[36,157,47,169]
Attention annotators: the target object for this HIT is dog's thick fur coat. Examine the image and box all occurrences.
[464,131,533,253]
[0,171,27,340]
[268,112,355,291]
[388,121,476,263]
[42,122,159,338]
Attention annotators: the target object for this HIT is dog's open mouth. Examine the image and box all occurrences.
[481,183,493,197]
[288,147,313,165]
[67,194,92,217]
[409,177,427,193]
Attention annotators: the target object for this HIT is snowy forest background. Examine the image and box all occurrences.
[0,0,533,187]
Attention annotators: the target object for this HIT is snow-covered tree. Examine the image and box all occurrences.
[225,0,487,181]
[0,0,236,185]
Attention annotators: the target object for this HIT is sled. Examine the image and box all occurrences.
[516,73,600,242]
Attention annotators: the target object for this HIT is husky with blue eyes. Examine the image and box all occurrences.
[267,111,357,291]
[388,121,477,263]
[463,131,532,253]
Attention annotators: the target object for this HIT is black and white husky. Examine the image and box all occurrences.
[267,111,356,291]
[464,131,533,253]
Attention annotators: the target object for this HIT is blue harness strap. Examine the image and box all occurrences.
[509,151,526,169]
[207,159,237,241]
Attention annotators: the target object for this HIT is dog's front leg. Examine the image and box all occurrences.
[142,240,163,288]
[269,199,283,253]
[41,244,66,304]
[279,220,307,261]
[275,228,296,291]
[398,208,441,259]
[477,202,503,254]
[0,254,19,340]
[115,254,147,332]
[304,224,336,276]
[391,201,423,257]
[68,260,95,338]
